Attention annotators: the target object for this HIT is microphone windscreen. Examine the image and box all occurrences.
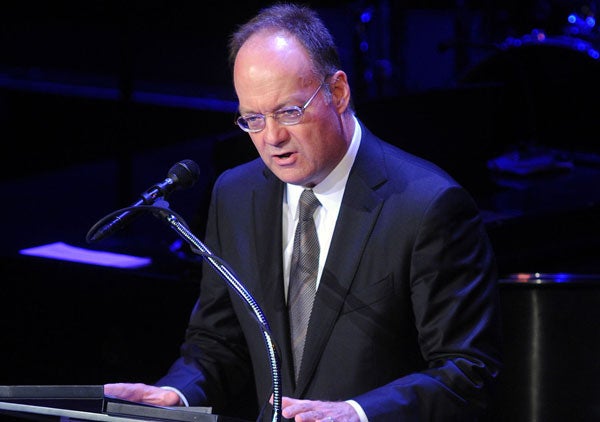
[169,159,201,189]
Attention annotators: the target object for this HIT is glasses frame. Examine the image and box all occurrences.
[234,82,326,133]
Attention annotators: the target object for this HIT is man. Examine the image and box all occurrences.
[105,3,502,421]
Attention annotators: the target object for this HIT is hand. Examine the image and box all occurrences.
[103,383,182,406]
[277,396,360,422]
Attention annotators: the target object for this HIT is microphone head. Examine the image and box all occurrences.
[168,159,201,189]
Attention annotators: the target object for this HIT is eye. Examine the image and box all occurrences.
[277,107,302,118]
[244,114,264,123]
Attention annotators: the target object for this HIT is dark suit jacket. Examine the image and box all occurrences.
[157,120,502,421]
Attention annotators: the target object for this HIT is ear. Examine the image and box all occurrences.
[329,70,351,113]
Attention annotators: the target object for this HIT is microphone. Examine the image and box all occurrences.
[88,159,200,243]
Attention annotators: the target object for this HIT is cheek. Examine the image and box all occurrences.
[298,136,323,162]
[248,134,261,148]
[310,120,342,158]
[311,140,330,163]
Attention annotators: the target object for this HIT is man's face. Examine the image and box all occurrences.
[233,31,350,187]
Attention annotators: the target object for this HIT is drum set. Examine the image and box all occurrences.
[460,3,600,178]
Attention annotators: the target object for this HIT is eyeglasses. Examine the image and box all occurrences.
[234,82,325,133]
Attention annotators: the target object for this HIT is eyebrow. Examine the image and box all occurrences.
[239,93,305,116]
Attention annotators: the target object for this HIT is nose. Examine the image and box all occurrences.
[261,117,289,146]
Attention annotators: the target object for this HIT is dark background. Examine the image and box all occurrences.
[1,1,599,421]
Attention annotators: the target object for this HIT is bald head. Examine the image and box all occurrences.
[234,30,318,102]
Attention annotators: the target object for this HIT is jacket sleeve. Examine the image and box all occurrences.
[154,171,258,418]
[353,186,503,421]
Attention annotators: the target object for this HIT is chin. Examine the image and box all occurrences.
[272,168,301,185]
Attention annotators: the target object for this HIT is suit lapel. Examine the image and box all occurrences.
[248,169,297,391]
[294,125,388,395]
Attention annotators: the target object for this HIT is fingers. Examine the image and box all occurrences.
[103,383,179,406]
[279,397,359,422]
[104,383,146,401]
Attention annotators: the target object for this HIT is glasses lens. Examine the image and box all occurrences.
[236,105,305,132]
[275,107,303,125]
[237,115,265,132]
[236,116,249,130]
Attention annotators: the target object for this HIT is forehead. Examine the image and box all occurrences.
[234,31,316,110]
[234,31,315,84]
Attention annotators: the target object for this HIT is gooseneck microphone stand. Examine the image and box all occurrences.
[87,199,282,422]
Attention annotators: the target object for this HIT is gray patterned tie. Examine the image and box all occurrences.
[288,188,321,380]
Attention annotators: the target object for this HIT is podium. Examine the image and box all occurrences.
[0,386,248,422]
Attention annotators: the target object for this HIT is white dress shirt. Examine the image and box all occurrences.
[282,115,361,299]
[283,116,368,422]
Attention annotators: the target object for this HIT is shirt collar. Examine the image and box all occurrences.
[287,115,361,217]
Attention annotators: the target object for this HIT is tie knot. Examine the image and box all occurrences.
[298,189,320,221]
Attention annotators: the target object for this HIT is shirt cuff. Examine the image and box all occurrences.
[345,399,368,422]
[160,386,189,407]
